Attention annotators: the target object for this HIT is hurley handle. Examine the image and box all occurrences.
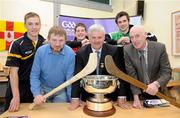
[29,53,97,110]
[105,55,180,108]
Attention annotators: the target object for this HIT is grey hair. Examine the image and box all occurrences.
[88,24,105,36]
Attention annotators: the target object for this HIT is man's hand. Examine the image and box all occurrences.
[34,95,46,105]
[117,98,131,109]
[81,39,89,47]
[133,95,143,109]
[117,37,130,45]
[68,99,81,110]
[8,96,20,112]
[146,81,160,95]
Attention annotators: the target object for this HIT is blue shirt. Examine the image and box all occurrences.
[30,44,75,101]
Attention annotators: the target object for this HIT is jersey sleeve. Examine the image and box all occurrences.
[6,41,22,67]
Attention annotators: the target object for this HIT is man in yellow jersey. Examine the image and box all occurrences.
[5,12,45,112]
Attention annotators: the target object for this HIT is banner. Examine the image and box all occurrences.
[58,15,142,40]
[0,20,26,51]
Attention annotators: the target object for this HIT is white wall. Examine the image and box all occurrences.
[1,0,53,38]
[60,0,137,18]
[0,1,2,18]
[0,0,137,38]
[0,0,180,67]
[144,0,180,68]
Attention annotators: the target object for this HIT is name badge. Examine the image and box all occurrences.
[100,63,104,68]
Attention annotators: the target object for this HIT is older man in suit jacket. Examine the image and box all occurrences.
[124,25,172,109]
[69,24,131,110]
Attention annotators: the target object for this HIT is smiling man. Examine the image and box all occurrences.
[69,24,129,110]
[109,11,132,46]
[124,25,172,109]
[5,12,45,112]
[30,26,75,105]
[66,23,89,53]
[107,11,157,46]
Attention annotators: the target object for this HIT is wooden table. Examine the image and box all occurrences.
[167,80,180,101]
[1,103,180,118]
[0,77,8,82]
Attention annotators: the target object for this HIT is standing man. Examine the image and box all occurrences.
[69,24,129,110]
[124,25,172,109]
[66,23,89,53]
[5,12,45,112]
[109,11,132,45]
[30,26,75,105]
[106,11,157,45]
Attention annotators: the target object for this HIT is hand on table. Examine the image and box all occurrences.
[116,98,131,109]
[133,95,143,109]
[8,97,20,112]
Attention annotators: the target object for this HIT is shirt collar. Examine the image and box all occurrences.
[139,41,148,52]
[143,41,148,52]
[47,44,65,55]
[91,47,102,53]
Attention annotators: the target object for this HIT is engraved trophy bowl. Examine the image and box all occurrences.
[81,75,119,117]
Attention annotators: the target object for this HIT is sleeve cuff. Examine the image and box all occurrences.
[71,98,79,100]
[118,96,126,99]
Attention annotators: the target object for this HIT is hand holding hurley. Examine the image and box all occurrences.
[29,53,97,110]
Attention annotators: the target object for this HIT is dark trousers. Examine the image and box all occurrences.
[139,92,159,100]
[4,80,34,111]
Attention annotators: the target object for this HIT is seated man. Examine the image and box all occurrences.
[124,25,172,109]
[30,26,75,105]
[69,24,130,110]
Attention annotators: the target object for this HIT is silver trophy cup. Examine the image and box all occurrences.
[81,75,119,117]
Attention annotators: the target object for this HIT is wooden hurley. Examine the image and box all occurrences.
[29,53,97,110]
[105,55,180,108]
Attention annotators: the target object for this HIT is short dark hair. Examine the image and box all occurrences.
[24,12,40,23]
[115,11,130,24]
[74,23,87,32]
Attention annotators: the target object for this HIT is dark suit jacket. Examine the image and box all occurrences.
[71,43,129,101]
[124,41,172,95]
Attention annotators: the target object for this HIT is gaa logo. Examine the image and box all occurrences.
[61,21,76,29]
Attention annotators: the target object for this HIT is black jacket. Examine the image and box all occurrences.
[71,43,130,101]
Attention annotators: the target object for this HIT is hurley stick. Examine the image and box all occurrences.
[105,55,180,108]
[29,53,97,110]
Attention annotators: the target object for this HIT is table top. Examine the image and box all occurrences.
[173,68,180,73]
[0,77,8,82]
[167,80,180,87]
[1,103,180,118]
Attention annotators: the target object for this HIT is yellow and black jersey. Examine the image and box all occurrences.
[6,32,45,81]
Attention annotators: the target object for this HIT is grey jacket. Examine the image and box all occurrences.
[124,41,172,95]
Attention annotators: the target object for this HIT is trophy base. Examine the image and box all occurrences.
[83,105,116,117]
[86,99,113,111]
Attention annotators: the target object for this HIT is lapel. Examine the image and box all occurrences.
[99,44,107,74]
[147,41,154,78]
[100,44,106,63]
[132,47,144,74]
[86,45,93,61]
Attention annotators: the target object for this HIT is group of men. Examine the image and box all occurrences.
[4,11,172,112]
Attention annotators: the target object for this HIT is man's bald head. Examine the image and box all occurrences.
[130,25,147,50]
[130,25,146,35]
